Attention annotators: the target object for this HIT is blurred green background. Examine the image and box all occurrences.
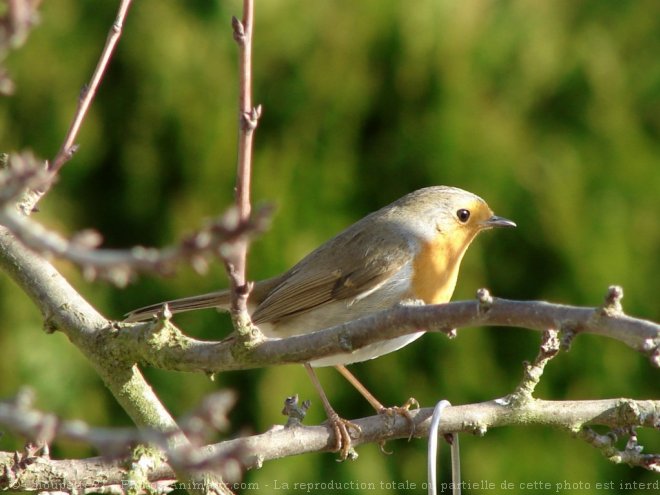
[1,0,659,493]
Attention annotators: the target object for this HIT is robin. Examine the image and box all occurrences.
[125,186,516,458]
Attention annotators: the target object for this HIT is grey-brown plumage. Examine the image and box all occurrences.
[124,186,515,366]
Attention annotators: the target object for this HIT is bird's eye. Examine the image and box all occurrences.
[456,209,471,223]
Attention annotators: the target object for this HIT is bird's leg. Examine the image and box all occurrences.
[334,364,386,410]
[304,363,361,460]
[334,364,419,439]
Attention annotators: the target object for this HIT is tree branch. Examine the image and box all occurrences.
[0,390,244,493]
[0,228,240,493]
[120,291,659,374]
[0,201,270,286]
[48,0,133,175]
[226,0,261,329]
[2,397,658,492]
[0,227,231,493]
[0,151,271,286]
[214,398,660,471]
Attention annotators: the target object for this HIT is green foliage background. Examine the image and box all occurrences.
[1,0,658,493]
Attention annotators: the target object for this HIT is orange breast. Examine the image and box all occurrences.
[411,234,466,304]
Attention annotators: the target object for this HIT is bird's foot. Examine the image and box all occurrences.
[326,412,361,461]
[378,397,420,440]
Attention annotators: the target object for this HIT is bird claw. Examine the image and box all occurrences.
[327,413,361,461]
[378,397,420,440]
[378,440,394,455]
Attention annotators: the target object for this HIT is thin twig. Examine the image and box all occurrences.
[48,0,133,174]
[508,328,561,405]
[578,425,660,472]
[227,0,261,324]
[0,203,270,286]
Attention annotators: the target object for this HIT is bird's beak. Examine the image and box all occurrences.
[484,215,516,229]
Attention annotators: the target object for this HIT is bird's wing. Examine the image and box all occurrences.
[251,227,413,325]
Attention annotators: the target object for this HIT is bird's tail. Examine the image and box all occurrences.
[123,290,231,323]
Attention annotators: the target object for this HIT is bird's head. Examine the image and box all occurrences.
[391,186,516,246]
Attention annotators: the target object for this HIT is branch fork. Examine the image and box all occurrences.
[508,328,560,406]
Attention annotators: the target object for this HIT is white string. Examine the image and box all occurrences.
[428,400,461,495]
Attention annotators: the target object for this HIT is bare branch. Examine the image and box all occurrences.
[0,391,245,493]
[0,222,230,492]
[47,0,133,176]
[226,0,261,330]
[0,389,233,453]
[578,425,660,472]
[2,396,658,492]
[121,291,660,374]
[0,218,244,493]
[508,328,561,405]
[0,201,271,286]
[210,398,660,471]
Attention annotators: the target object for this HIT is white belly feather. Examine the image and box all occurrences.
[255,263,425,367]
